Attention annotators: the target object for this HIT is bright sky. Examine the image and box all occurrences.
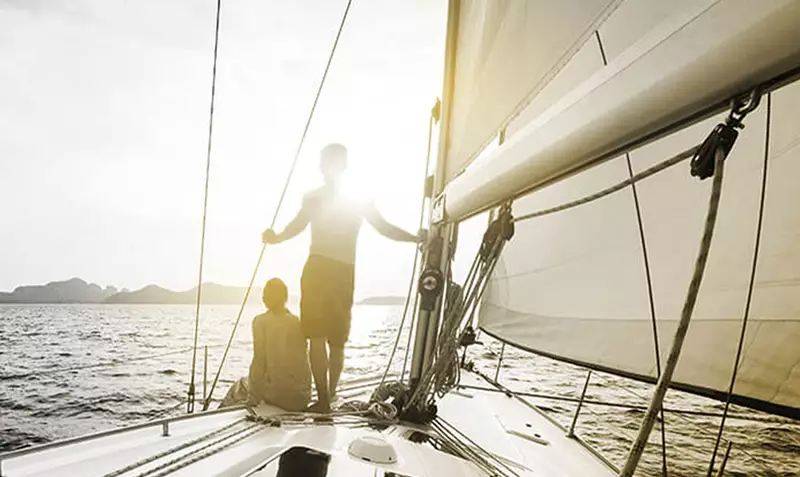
[0,0,447,298]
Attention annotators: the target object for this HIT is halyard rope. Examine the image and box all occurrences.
[619,146,727,476]
[513,144,700,223]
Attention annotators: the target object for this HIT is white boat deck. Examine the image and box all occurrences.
[1,370,617,476]
[440,372,617,476]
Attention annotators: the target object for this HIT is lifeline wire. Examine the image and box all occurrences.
[202,0,354,411]
[188,0,223,415]
[101,419,247,477]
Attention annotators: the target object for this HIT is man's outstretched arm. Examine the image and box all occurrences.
[365,203,420,243]
[262,204,310,244]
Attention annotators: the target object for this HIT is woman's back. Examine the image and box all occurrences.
[249,309,311,411]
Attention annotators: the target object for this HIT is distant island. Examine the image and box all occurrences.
[0,278,398,306]
[0,278,118,304]
[357,295,407,306]
[0,278,266,305]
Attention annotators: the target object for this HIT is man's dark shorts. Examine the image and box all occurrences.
[300,254,355,347]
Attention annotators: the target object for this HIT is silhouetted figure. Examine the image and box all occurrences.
[263,143,420,412]
[248,278,311,411]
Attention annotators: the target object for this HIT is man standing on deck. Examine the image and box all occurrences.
[262,143,421,413]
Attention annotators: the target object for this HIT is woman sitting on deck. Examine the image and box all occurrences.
[250,278,312,411]
[219,278,312,411]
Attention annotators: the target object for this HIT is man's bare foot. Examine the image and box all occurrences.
[306,400,332,414]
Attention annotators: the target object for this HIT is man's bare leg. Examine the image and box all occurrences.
[308,338,331,412]
[328,344,345,399]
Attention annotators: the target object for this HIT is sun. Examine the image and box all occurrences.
[340,167,376,206]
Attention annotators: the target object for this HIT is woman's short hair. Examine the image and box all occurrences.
[262,278,288,311]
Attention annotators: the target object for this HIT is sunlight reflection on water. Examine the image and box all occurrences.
[1,304,798,476]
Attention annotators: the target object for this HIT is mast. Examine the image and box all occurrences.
[408,0,460,388]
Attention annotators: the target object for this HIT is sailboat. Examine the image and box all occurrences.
[2,0,800,476]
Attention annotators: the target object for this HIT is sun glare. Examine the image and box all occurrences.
[341,167,375,205]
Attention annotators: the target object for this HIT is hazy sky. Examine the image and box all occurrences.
[0,0,448,298]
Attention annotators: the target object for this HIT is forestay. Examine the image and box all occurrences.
[436,0,800,418]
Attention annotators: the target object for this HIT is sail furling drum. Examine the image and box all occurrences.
[436,0,800,420]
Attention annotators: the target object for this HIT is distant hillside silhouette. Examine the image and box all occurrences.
[105,283,266,305]
[0,278,117,304]
[0,278,272,305]
[0,278,390,306]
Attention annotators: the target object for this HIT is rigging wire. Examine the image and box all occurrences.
[188,0,223,415]
[619,146,728,477]
[377,112,437,391]
[377,245,420,387]
[613,380,776,474]
[202,0,354,411]
[400,290,421,381]
[457,382,790,422]
[405,219,509,411]
[625,151,669,475]
[706,92,772,476]
[100,419,248,477]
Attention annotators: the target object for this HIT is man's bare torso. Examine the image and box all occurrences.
[304,187,369,265]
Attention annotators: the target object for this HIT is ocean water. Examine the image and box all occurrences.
[1,304,798,476]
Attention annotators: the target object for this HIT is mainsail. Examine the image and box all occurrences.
[442,0,621,182]
[437,0,800,418]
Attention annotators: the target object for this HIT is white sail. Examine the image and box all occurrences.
[442,0,800,221]
[481,81,800,417]
[434,0,800,418]
[442,0,621,182]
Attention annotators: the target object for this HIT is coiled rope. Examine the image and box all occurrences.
[202,0,354,411]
